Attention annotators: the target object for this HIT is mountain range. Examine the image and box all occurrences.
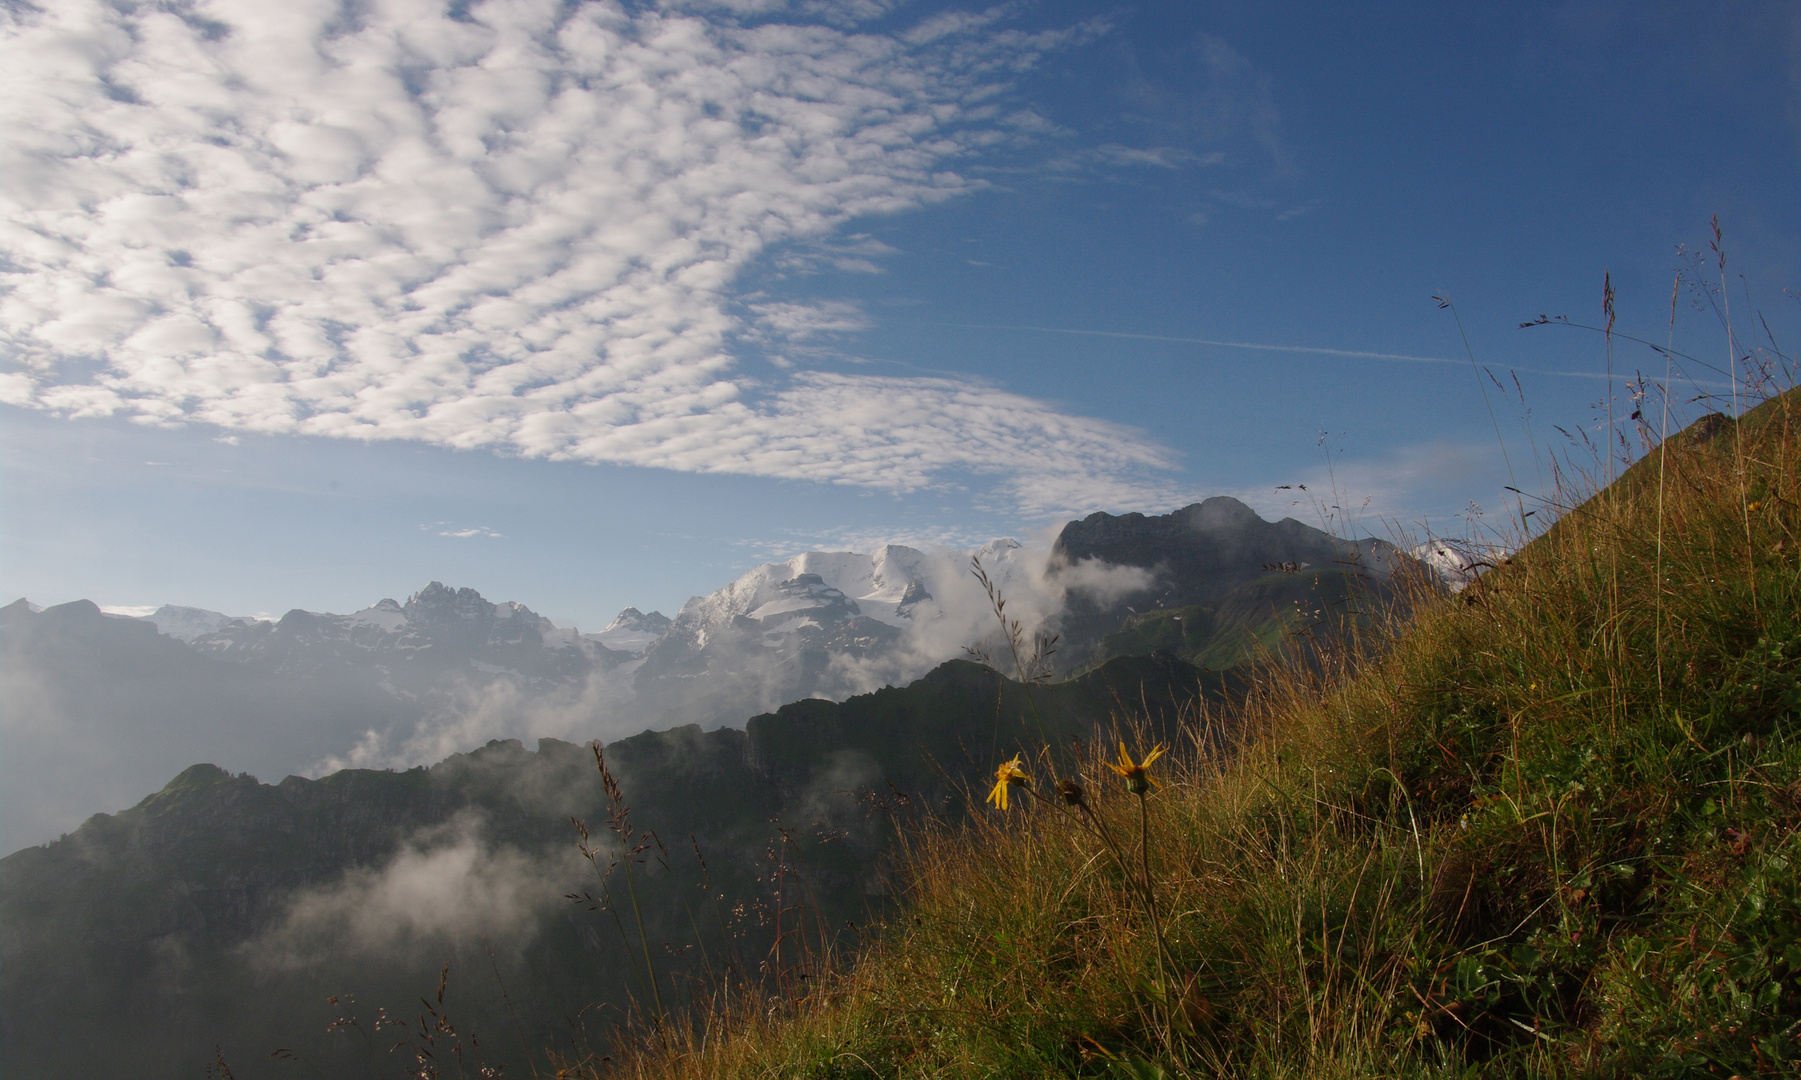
[1,498,1428,854]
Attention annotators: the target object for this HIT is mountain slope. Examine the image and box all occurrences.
[0,652,1230,1080]
[592,392,1801,1079]
[188,581,625,684]
[0,597,420,852]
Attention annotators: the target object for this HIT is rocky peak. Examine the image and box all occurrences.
[40,599,105,623]
[1182,495,1260,532]
[404,582,495,624]
[605,607,672,634]
[895,578,932,619]
[1050,497,1400,668]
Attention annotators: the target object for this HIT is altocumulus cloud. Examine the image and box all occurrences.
[0,0,1178,515]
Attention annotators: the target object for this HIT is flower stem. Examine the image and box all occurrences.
[1136,791,1171,986]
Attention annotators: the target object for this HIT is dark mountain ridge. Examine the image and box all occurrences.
[1,652,1229,1080]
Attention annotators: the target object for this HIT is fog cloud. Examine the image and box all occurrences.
[250,812,577,968]
[308,665,637,775]
[817,538,1154,697]
[1,537,1169,855]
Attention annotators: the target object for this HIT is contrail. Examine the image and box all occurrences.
[949,323,1631,382]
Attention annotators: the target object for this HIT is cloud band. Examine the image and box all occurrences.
[0,0,1176,514]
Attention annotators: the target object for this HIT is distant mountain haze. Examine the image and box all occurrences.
[2,499,1425,852]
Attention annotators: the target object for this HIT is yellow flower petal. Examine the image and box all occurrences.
[987,755,1029,810]
[1107,742,1165,792]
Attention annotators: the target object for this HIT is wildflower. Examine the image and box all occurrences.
[1108,741,1165,796]
[987,755,1030,810]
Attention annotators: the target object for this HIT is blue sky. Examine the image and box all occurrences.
[3,0,1797,628]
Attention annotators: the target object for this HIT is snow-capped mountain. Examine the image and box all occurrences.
[137,605,244,642]
[627,539,1039,727]
[592,608,673,656]
[188,582,624,685]
[658,539,1033,642]
[1410,539,1503,592]
[667,546,936,638]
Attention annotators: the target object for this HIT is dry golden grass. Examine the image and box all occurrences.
[568,386,1801,1080]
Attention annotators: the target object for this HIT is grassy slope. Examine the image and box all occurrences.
[585,389,1801,1079]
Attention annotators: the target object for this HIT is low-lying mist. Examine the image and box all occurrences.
[247,810,582,969]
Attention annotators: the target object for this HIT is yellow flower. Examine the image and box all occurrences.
[987,755,1030,810]
[1107,741,1166,795]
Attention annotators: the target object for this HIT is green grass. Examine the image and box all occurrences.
[570,387,1801,1079]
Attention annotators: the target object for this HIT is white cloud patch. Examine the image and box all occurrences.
[308,666,636,775]
[97,604,158,617]
[770,232,898,275]
[0,0,1177,514]
[249,812,576,967]
[1091,144,1223,170]
[421,521,505,538]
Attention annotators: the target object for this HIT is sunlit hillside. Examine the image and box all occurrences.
[585,389,1801,1078]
